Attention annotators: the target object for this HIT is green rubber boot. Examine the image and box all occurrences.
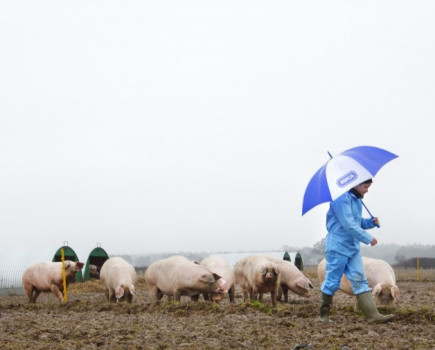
[318,292,333,323]
[356,291,394,323]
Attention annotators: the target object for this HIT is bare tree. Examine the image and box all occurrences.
[312,238,326,256]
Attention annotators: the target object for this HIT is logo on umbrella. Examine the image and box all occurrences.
[336,171,358,188]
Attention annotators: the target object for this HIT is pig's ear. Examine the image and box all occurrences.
[212,273,221,281]
[272,263,279,275]
[307,279,314,289]
[129,285,136,296]
[260,265,267,275]
[296,278,305,289]
[64,261,72,270]
[115,286,125,300]
[76,262,84,270]
[372,284,382,297]
[391,285,400,300]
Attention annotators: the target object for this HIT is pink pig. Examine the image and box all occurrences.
[200,255,235,303]
[144,255,222,302]
[100,257,138,303]
[266,256,313,301]
[234,255,280,306]
[317,257,399,305]
[22,260,84,303]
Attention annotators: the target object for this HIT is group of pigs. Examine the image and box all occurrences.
[21,254,399,306]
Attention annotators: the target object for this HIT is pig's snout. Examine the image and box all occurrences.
[217,278,227,291]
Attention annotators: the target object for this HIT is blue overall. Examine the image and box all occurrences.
[321,191,375,296]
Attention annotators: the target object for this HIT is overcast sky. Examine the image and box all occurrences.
[1,1,434,256]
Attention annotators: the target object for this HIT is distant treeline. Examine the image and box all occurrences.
[115,243,435,268]
[394,257,435,269]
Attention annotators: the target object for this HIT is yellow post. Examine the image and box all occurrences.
[61,248,68,303]
[416,257,420,281]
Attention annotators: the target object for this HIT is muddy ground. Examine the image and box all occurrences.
[0,268,434,350]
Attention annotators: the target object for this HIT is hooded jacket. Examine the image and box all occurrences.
[325,191,375,257]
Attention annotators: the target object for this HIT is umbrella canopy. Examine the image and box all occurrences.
[302,146,398,215]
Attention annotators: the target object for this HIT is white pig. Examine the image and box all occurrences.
[200,255,235,303]
[100,257,137,303]
[89,264,100,279]
[266,256,313,301]
[144,255,222,302]
[22,260,84,303]
[234,255,280,306]
[317,257,399,305]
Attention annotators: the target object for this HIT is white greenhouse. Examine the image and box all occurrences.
[0,243,83,296]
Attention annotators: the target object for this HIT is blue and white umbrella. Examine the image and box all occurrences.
[302,146,398,216]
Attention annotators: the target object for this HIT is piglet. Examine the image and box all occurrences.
[22,260,84,303]
[100,257,137,303]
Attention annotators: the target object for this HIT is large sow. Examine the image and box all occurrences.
[145,255,222,302]
[22,260,84,303]
[100,257,137,303]
[234,255,280,306]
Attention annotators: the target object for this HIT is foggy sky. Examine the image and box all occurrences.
[1,1,434,255]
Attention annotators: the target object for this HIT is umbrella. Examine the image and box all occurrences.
[302,146,398,216]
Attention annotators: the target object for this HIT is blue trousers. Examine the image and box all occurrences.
[321,250,371,296]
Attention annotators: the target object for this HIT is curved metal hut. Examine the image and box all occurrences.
[82,243,110,281]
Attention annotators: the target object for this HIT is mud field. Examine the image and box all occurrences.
[1,268,434,350]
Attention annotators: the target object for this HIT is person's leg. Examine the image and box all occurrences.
[345,252,393,323]
[343,251,370,295]
[319,251,348,322]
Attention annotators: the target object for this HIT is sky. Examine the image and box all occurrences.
[1,1,434,256]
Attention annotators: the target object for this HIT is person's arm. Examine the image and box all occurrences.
[330,195,373,245]
[361,218,376,230]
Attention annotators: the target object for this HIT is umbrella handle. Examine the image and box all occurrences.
[361,200,380,228]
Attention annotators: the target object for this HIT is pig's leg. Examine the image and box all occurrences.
[108,289,113,302]
[243,288,249,302]
[203,292,210,301]
[127,293,133,303]
[24,285,35,303]
[228,286,235,302]
[103,288,110,301]
[32,289,41,303]
[148,286,163,301]
[156,290,164,301]
[50,283,63,302]
[282,286,289,303]
[109,289,116,303]
[271,291,277,306]
[250,287,258,302]
[190,294,200,302]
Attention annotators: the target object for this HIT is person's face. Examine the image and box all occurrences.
[354,182,371,198]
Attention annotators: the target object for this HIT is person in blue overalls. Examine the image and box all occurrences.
[319,178,393,323]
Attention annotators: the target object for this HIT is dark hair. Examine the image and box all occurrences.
[361,178,373,184]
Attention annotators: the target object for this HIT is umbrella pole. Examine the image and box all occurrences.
[361,200,380,228]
